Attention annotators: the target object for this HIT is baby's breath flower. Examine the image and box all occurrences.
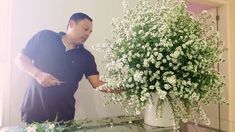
[93,0,227,129]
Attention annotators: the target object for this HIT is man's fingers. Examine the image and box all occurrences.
[41,80,57,87]
[36,72,61,87]
[112,88,124,94]
[50,76,61,86]
[51,79,60,86]
[50,75,59,81]
[41,83,50,87]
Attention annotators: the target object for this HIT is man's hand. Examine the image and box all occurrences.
[15,53,61,87]
[99,87,125,94]
[34,71,61,87]
[87,75,125,94]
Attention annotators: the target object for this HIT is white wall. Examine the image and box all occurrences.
[8,0,137,126]
[0,0,12,127]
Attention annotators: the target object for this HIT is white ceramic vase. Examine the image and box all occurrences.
[144,93,175,127]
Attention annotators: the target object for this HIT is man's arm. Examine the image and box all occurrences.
[15,53,61,87]
[87,75,123,93]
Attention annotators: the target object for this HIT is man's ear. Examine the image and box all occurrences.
[68,20,76,29]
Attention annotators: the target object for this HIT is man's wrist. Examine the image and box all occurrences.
[31,70,41,79]
[96,84,109,93]
[95,84,123,93]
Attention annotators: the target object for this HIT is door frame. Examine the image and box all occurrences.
[187,0,231,131]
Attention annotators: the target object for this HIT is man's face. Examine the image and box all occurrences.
[69,18,93,45]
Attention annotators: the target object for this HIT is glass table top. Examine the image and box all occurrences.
[1,115,175,132]
[1,115,229,132]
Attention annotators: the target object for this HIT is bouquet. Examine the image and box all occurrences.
[94,0,227,128]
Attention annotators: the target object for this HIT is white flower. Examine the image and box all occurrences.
[26,125,37,132]
[48,124,55,130]
[182,118,188,123]
[173,66,178,70]
[149,85,155,89]
[162,59,167,63]
[166,75,176,85]
[170,50,180,58]
[154,52,158,56]
[143,59,149,67]
[133,71,143,82]
[158,90,167,100]
[157,53,163,60]
[182,80,187,86]
[164,84,171,90]
[135,110,141,115]
[140,96,146,101]
[155,61,161,68]
[145,93,150,97]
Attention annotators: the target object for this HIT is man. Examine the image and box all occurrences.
[15,12,120,123]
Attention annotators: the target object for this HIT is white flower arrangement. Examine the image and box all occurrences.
[94,0,228,129]
[22,120,83,132]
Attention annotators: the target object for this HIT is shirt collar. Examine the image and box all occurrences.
[58,32,84,49]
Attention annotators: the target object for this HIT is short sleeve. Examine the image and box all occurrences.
[85,53,99,78]
[21,31,42,60]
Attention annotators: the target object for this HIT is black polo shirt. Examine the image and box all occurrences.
[20,30,99,123]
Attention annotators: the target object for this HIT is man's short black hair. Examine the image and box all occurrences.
[67,12,93,29]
